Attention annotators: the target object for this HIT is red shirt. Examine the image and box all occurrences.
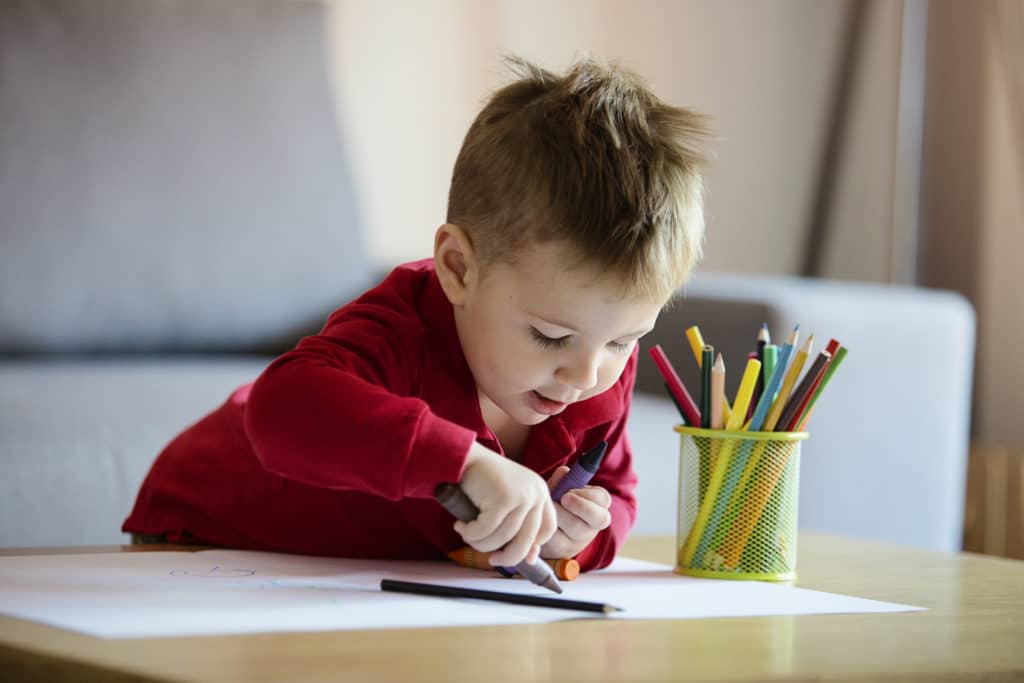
[123,259,639,570]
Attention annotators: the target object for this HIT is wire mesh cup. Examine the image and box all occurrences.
[674,425,809,581]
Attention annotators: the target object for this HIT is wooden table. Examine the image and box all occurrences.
[1,534,1022,682]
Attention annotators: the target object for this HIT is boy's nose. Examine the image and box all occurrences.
[556,352,601,392]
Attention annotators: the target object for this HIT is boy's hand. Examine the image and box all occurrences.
[539,466,613,559]
[457,442,558,567]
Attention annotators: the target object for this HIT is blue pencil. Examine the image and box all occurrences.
[692,325,799,567]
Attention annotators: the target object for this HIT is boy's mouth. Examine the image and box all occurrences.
[528,390,568,416]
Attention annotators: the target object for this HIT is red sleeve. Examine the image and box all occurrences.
[573,349,639,571]
[243,279,477,501]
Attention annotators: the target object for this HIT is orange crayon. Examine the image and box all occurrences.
[545,557,581,581]
[447,546,493,571]
[448,546,580,581]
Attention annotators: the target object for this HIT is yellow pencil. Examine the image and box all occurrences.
[714,333,810,568]
[720,439,800,570]
[763,334,813,433]
[685,325,732,425]
[679,357,760,566]
[685,325,705,367]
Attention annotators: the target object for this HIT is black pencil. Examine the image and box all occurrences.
[663,382,688,423]
[379,579,622,615]
[700,345,714,428]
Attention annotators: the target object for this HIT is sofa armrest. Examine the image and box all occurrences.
[631,271,975,552]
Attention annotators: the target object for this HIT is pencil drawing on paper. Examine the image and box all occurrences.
[169,566,256,578]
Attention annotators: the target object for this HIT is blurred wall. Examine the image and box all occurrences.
[325,0,1022,443]
[327,0,902,280]
[921,0,1024,443]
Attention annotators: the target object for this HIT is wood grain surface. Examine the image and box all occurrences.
[1,534,1022,682]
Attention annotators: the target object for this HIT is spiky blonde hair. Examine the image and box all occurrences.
[447,55,711,299]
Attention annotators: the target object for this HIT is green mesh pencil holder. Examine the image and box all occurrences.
[674,425,808,581]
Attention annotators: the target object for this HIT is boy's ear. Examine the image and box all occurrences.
[433,223,478,307]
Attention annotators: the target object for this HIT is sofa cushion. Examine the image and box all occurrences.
[0,357,269,546]
[0,0,366,353]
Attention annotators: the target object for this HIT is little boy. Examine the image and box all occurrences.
[123,56,709,572]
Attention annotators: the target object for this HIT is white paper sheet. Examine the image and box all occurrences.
[0,550,922,638]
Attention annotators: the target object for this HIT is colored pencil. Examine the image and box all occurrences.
[663,383,688,422]
[744,352,758,421]
[679,357,760,567]
[716,346,808,562]
[731,345,845,568]
[823,337,841,358]
[762,344,779,406]
[700,345,713,429]
[707,353,727,496]
[685,325,705,368]
[725,343,844,569]
[649,345,701,426]
[705,325,797,566]
[777,349,832,432]
[706,333,802,563]
[720,438,800,571]
[686,325,732,425]
[781,350,833,431]
[748,326,800,433]
[763,334,814,432]
[380,579,621,614]
[751,323,770,416]
[710,353,726,431]
[796,346,848,430]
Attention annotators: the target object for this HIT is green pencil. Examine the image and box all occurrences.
[795,346,848,430]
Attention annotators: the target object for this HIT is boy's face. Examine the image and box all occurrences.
[449,238,666,428]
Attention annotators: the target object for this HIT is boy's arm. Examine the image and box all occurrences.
[243,296,476,501]
[573,351,640,572]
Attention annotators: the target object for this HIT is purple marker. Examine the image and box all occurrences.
[500,440,609,576]
[550,441,608,503]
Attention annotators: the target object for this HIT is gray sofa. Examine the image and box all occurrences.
[0,0,975,556]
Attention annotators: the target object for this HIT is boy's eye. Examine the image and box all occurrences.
[530,327,570,349]
[607,340,633,353]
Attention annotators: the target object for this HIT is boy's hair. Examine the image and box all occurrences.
[447,55,711,299]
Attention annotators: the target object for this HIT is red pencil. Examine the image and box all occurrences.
[648,345,701,426]
[781,349,833,431]
[783,339,840,430]
[824,338,841,358]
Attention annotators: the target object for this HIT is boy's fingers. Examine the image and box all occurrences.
[577,486,613,508]
[458,506,513,545]
[525,543,540,564]
[489,504,542,566]
[477,503,531,552]
[537,499,558,545]
[560,494,612,532]
[554,506,588,541]
[546,466,570,492]
[541,530,573,558]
